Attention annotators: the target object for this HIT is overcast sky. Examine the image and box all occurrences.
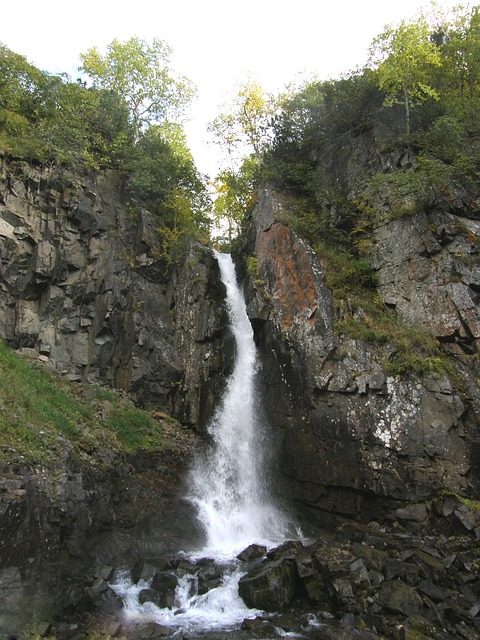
[2,0,463,177]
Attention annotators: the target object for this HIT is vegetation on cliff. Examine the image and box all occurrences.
[0,37,210,261]
[212,5,479,243]
[215,5,480,375]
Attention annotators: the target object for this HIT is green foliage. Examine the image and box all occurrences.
[0,43,135,167]
[127,123,211,263]
[245,256,258,277]
[359,168,431,220]
[80,37,195,141]
[264,70,382,225]
[432,5,480,130]
[106,407,162,450]
[315,241,377,297]
[208,79,275,166]
[212,156,259,243]
[207,80,276,240]
[0,340,88,448]
[262,5,480,246]
[315,241,450,377]
[0,341,175,466]
[369,17,442,137]
[0,40,210,261]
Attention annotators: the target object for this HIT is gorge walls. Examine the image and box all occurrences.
[1,157,479,529]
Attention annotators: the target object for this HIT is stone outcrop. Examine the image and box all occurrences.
[0,158,232,633]
[237,186,480,522]
[172,244,234,429]
[236,502,480,639]
[373,211,480,355]
[0,158,230,427]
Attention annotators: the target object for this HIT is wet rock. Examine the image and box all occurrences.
[417,579,452,602]
[54,622,83,639]
[395,503,429,523]
[196,558,233,594]
[237,543,267,562]
[87,578,123,613]
[241,616,266,631]
[103,621,122,638]
[140,622,174,637]
[266,539,304,560]
[32,621,52,637]
[149,571,180,608]
[238,555,300,611]
[95,565,115,582]
[131,558,170,584]
[452,505,478,533]
[138,588,164,607]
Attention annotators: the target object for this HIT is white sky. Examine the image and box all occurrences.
[1,0,463,177]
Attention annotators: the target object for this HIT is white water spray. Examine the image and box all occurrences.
[189,252,290,557]
[112,252,296,632]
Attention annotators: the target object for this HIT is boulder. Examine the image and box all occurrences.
[238,556,300,611]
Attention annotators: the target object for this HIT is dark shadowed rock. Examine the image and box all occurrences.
[150,571,179,601]
[237,543,267,562]
[377,580,423,616]
[418,580,452,602]
[395,503,429,523]
[238,556,300,611]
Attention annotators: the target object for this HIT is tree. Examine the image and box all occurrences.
[0,44,64,157]
[212,156,259,243]
[433,5,480,129]
[208,79,274,168]
[79,37,195,141]
[369,17,442,137]
[40,82,133,168]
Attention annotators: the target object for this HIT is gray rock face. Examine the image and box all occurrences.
[0,160,230,426]
[236,505,480,638]
[373,211,480,352]
[172,243,234,430]
[238,187,480,520]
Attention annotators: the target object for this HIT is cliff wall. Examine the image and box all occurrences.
[0,158,231,631]
[236,186,480,523]
[0,158,230,427]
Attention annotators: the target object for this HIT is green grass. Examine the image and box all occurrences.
[0,341,173,467]
[106,407,163,449]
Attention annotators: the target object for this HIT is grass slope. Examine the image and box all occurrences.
[0,341,179,469]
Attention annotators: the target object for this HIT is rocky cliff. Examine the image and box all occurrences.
[2,157,480,637]
[2,157,479,532]
[0,158,232,633]
[0,158,231,426]
[236,186,480,524]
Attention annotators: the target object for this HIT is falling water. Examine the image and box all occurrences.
[112,252,295,634]
[189,251,290,556]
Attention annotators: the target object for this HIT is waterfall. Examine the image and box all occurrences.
[189,252,289,557]
[111,252,296,633]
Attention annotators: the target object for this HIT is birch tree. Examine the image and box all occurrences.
[369,18,442,137]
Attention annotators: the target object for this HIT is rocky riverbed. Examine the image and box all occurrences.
[5,493,477,640]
